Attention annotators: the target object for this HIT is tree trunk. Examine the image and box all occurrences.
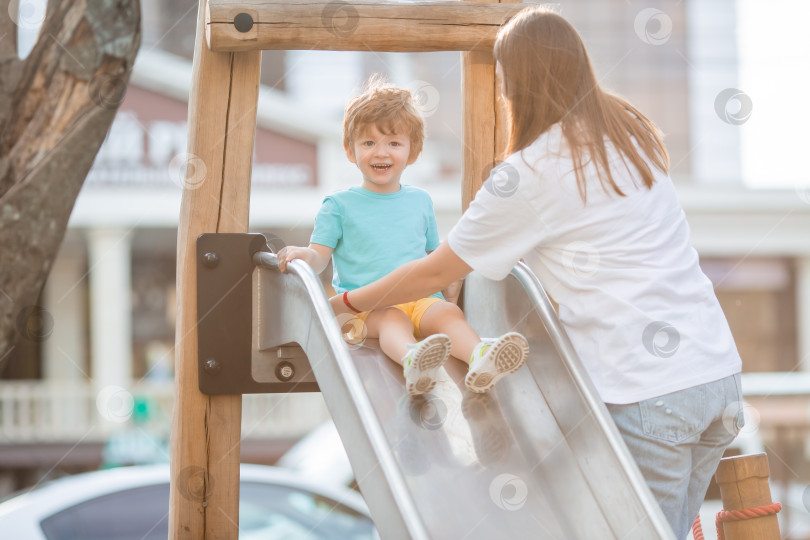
[0,0,141,373]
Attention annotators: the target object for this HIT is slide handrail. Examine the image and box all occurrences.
[509,262,675,539]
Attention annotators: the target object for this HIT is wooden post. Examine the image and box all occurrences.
[460,0,517,211]
[169,0,261,537]
[714,453,781,540]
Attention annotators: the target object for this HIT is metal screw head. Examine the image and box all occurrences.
[234,13,254,33]
[202,252,219,268]
[275,361,295,382]
[204,358,221,375]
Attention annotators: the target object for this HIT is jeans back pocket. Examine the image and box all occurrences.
[639,386,706,443]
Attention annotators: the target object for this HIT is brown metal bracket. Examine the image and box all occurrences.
[196,233,319,394]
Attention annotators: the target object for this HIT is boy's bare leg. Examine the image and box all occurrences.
[419,301,479,363]
[364,307,417,364]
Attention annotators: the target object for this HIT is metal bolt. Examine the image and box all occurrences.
[275,361,295,382]
[204,358,221,375]
[202,252,219,268]
[234,13,254,33]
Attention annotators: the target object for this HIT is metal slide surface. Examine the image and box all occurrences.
[254,253,675,539]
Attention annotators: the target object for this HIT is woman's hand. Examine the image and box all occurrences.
[442,278,463,305]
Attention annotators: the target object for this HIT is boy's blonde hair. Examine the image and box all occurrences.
[343,76,425,161]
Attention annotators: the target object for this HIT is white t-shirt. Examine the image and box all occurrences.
[448,123,741,404]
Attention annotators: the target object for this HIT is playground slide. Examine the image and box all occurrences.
[253,252,675,539]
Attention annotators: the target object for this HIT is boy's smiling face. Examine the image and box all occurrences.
[345,123,415,194]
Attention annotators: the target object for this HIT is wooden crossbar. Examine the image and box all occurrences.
[206,0,528,52]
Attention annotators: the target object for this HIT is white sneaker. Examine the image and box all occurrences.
[465,332,529,394]
[402,334,452,396]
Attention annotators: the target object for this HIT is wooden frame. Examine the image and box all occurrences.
[171,0,521,537]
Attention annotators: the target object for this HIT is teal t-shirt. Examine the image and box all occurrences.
[310,185,443,299]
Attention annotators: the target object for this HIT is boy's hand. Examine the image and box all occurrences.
[277,246,310,273]
[442,279,463,305]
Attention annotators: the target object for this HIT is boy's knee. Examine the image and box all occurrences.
[435,301,464,318]
[421,301,464,328]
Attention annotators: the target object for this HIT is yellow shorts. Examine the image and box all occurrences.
[347,297,443,341]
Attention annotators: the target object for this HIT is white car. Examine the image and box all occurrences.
[277,421,355,488]
[0,463,376,540]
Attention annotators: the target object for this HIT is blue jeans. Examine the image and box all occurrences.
[606,373,743,540]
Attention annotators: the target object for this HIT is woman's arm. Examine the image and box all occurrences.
[331,242,473,315]
[425,249,462,305]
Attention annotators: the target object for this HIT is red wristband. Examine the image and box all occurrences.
[343,291,362,313]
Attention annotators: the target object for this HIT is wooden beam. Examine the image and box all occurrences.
[169,0,261,537]
[461,0,516,211]
[206,0,528,52]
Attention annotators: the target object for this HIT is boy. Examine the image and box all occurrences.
[278,77,528,396]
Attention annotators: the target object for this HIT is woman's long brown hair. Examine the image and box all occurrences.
[494,7,670,202]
